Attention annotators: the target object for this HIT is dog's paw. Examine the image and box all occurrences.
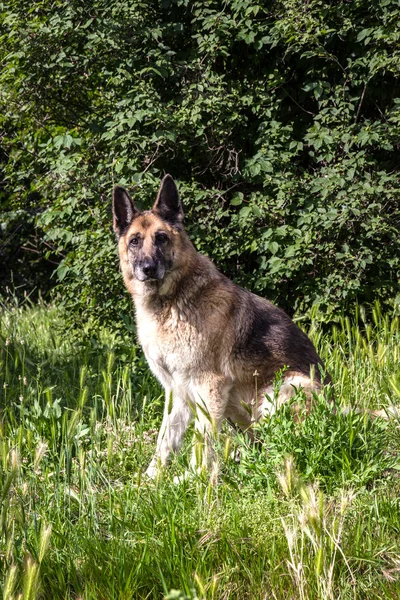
[172,470,196,485]
[144,464,159,479]
[132,463,160,483]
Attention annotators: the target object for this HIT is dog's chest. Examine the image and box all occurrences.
[136,305,203,385]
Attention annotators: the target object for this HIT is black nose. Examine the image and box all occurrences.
[142,262,157,278]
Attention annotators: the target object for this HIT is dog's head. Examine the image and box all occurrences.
[112,175,183,283]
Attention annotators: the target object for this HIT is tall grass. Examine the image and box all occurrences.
[0,300,400,599]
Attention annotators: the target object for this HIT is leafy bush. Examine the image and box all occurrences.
[1,0,399,328]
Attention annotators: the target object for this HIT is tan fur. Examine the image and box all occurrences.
[113,176,330,482]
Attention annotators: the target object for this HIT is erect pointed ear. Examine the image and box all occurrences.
[112,186,138,237]
[152,174,183,225]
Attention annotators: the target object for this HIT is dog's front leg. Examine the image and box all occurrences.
[190,378,231,484]
[145,388,192,478]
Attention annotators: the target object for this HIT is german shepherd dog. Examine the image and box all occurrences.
[113,175,330,481]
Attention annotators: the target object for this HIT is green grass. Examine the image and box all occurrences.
[1,300,400,599]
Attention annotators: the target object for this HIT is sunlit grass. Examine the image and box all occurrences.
[0,300,400,599]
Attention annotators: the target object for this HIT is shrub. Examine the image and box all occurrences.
[1,0,399,328]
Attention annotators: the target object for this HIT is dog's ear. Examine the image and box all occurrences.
[153,174,183,226]
[112,186,138,236]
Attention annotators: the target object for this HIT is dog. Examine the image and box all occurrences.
[112,174,331,482]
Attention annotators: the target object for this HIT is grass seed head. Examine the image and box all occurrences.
[276,455,299,498]
[34,441,48,469]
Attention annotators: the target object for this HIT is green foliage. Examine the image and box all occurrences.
[227,390,394,493]
[1,302,400,598]
[1,0,400,326]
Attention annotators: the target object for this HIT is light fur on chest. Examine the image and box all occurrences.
[136,301,205,391]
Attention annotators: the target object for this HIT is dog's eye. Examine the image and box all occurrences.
[129,237,139,247]
[155,232,168,243]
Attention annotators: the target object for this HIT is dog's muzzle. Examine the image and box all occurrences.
[134,262,165,281]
